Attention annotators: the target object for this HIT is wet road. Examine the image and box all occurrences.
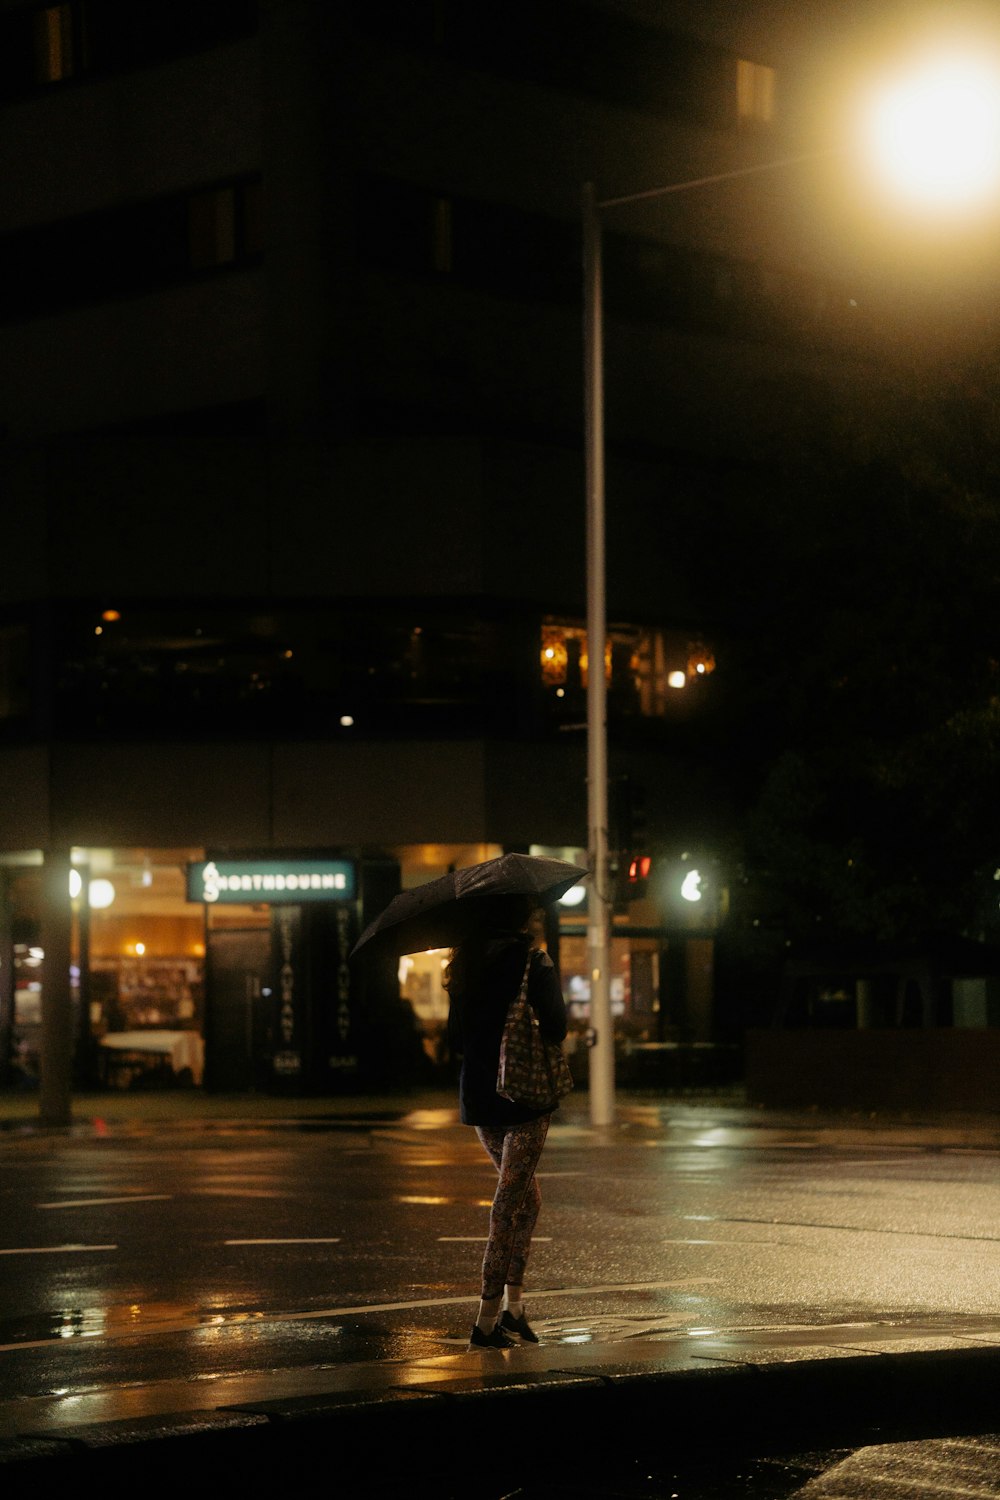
[2,1096,999,1449]
[0,1098,995,1410]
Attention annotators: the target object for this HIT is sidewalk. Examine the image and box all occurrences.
[5,1078,1000,1137]
[3,1084,999,1494]
[0,1081,458,1131]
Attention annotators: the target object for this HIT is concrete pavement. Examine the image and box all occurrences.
[2,1083,1000,1495]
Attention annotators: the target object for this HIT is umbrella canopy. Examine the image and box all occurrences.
[351,852,589,960]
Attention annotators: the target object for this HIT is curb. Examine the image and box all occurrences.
[4,1343,999,1486]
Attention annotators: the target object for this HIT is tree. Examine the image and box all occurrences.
[677,356,1000,949]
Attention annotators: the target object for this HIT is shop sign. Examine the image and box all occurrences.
[273,906,301,1077]
[187,858,356,905]
[328,904,358,1074]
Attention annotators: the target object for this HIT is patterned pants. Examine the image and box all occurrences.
[475,1116,550,1299]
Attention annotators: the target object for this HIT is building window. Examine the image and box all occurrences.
[188,179,263,270]
[736,57,776,126]
[541,619,716,720]
[540,621,608,692]
[242,177,264,258]
[53,601,507,739]
[0,174,263,325]
[188,186,237,269]
[33,3,81,83]
[357,175,580,305]
[2,1,258,104]
[431,196,453,274]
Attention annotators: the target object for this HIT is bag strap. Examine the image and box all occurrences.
[517,948,544,1020]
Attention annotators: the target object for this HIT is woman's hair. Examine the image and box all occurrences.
[443,895,541,998]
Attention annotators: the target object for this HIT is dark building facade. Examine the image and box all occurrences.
[1,0,992,1098]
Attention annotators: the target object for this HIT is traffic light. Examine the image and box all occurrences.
[612,774,650,901]
[665,854,725,927]
[612,774,647,861]
[629,778,647,855]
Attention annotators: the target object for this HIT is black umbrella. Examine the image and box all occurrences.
[351,852,589,959]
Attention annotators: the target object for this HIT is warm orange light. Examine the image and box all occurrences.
[863,50,1000,210]
[540,627,569,685]
[579,637,612,688]
[101,609,121,622]
[687,645,716,678]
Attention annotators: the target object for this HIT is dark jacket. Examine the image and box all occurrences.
[447,932,568,1127]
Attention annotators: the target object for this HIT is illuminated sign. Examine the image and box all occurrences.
[187,858,356,905]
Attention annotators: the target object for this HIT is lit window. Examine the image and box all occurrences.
[540,627,569,686]
[543,620,713,714]
[540,623,610,690]
[34,3,76,84]
[736,58,776,126]
[687,644,716,679]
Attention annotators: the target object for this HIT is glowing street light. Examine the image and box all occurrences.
[862,52,1000,210]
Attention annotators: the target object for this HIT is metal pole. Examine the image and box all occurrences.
[577,152,834,1127]
[582,182,614,1127]
[39,848,73,1128]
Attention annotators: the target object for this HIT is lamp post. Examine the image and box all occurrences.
[582,180,613,1128]
[581,51,1000,1128]
[582,152,830,1130]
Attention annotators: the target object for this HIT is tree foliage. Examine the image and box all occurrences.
[683,361,1000,946]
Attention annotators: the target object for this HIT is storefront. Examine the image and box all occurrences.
[1,849,204,1090]
[1,847,385,1095]
[0,841,726,1095]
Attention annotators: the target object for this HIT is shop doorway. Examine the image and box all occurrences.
[204,927,273,1091]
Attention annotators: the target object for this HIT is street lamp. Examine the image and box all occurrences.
[581,153,826,1130]
[581,50,1000,1129]
[861,51,1000,211]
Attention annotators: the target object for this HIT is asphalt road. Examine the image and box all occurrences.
[1,1089,999,1495]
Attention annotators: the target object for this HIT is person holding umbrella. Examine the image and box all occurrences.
[445,892,569,1349]
[351,852,586,1351]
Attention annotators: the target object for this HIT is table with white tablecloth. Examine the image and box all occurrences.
[98,1030,205,1087]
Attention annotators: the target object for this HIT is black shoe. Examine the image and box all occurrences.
[499,1309,539,1344]
[468,1322,515,1350]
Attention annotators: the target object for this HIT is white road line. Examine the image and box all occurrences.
[662,1238,734,1246]
[661,1237,798,1246]
[0,1244,117,1256]
[224,1238,341,1246]
[438,1236,552,1243]
[0,1277,720,1353]
[36,1196,171,1210]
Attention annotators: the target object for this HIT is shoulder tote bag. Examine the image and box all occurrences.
[497,950,574,1111]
